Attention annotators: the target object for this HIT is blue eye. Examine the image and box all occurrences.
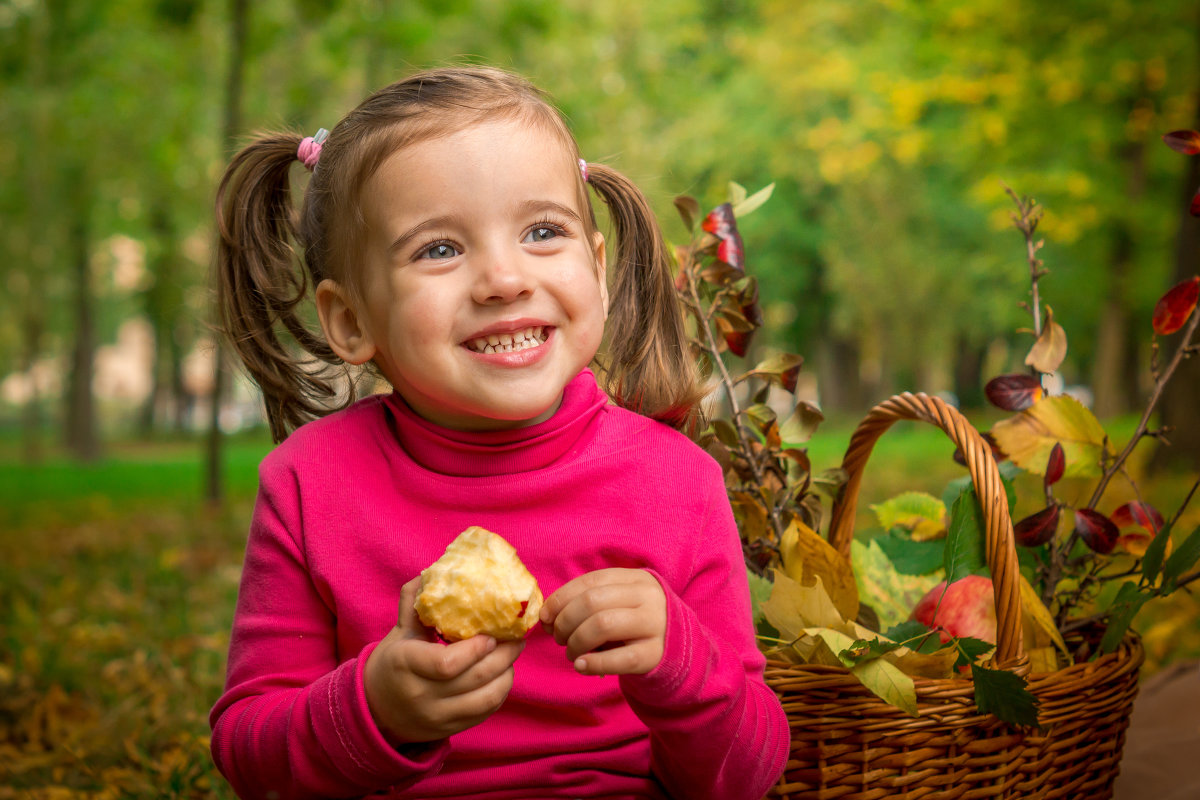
[524,227,558,243]
[423,243,458,260]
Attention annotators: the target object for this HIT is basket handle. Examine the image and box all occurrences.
[827,392,1025,668]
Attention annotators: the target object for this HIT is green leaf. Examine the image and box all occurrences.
[944,488,989,584]
[972,664,1039,727]
[852,657,919,716]
[942,467,1016,523]
[839,637,905,667]
[953,636,995,670]
[870,492,947,540]
[727,180,748,207]
[732,182,776,218]
[884,619,934,645]
[1100,581,1152,654]
[1140,522,1172,585]
[779,401,823,445]
[851,539,943,629]
[1162,524,1200,590]
[874,529,945,575]
[747,568,779,639]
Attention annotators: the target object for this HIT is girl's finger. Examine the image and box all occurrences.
[563,606,651,661]
[407,634,498,681]
[540,568,647,624]
[440,640,525,697]
[434,662,518,726]
[573,639,660,677]
[546,580,649,645]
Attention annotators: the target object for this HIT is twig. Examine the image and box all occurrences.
[682,251,787,546]
[1003,183,1047,338]
[1044,288,1200,594]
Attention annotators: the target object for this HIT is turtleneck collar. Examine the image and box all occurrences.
[382,369,610,478]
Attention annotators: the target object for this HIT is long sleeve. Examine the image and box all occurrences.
[619,467,790,800]
[209,461,449,800]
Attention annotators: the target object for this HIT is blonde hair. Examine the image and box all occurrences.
[215,66,703,442]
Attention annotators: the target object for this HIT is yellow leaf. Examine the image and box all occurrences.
[1028,645,1060,674]
[1024,305,1068,373]
[761,570,845,641]
[793,628,852,666]
[886,645,959,679]
[780,520,860,621]
[1019,575,1069,659]
[852,657,919,716]
[990,394,1111,477]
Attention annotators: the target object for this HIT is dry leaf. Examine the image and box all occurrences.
[1024,305,1068,373]
[1019,575,1068,661]
[780,520,860,621]
[760,569,845,640]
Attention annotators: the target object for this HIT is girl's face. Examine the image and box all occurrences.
[326,118,608,430]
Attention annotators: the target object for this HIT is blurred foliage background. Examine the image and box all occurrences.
[2,0,1200,795]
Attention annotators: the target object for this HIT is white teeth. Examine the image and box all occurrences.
[467,326,546,354]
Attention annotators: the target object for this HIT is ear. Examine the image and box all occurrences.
[591,230,609,319]
[315,279,377,365]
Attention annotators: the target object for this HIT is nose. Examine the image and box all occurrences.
[472,245,533,305]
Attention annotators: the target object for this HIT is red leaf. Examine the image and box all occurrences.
[1044,442,1065,488]
[1152,276,1199,335]
[701,203,745,271]
[1191,189,1200,218]
[1014,505,1060,547]
[1163,130,1200,155]
[1075,508,1119,554]
[724,329,753,357]
[985,374,1043,411]
[1110,501,1165,535]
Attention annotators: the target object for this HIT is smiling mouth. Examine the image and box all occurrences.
[465,326,548,354]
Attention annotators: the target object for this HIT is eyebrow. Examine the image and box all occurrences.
[389,215,466,255]
[389,200,584,255]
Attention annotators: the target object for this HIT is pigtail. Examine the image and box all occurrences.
[214,134,347,443]
[586,163,707,435]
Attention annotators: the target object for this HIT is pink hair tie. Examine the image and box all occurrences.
[578,158,589,182]
[297,128,329,171]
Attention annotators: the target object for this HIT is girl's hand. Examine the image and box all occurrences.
[364,577,524,746]
[539,568,666,677]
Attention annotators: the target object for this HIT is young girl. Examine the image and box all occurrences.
[209,66,788,800]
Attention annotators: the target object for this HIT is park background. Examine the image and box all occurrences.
[2,0,1199,796]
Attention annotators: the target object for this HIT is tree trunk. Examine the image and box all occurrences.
[140,198,183,435]
[817,336,865,414]
[205,0,248,505]
[1092,126,1147,419]
[19,0,51,464]
[953,336,986,410]
[1092,225,1135,420]
[64,179,100,462]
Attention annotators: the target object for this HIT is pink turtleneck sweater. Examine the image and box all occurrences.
[210,370,788,799]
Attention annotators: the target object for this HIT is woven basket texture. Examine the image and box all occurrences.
[764,393,1143,800]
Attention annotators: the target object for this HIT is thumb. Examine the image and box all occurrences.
[397,576,438,642]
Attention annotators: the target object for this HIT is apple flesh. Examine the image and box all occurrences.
[911,575,997,645]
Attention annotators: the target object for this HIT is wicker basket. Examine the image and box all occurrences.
[765,392,1144,800]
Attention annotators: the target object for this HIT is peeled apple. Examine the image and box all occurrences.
[414,526,543,641]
